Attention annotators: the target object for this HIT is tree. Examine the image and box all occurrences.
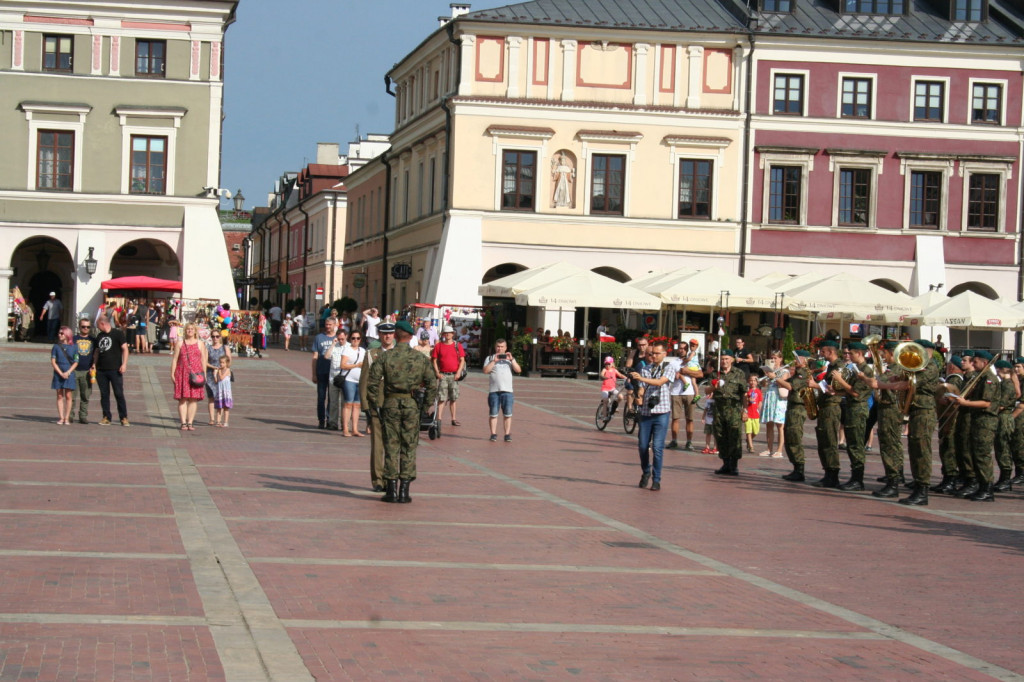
[782,326,796,363]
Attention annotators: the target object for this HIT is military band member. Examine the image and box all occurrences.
[949,350,999,502]
[992,360,1020,492]
[366,320,438,504]
[890,340,942,506]
[867,341,903,498]
[931,356,965,494]
[712,350,747,476]
[776,350,812,482]
[814,340,843,488]
[1012,358,1024,487]
[830,342,874,491]
[952,350,978,497]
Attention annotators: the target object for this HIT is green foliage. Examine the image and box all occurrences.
[594,341,624,366]
[331,297,358,314]
[782,326,796,363]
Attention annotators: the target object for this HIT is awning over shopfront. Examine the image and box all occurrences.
[101,276,183,292]
[772,272,918,318]
[905,291,1024,330]
[479,262,660,310]
[637,266,779,310]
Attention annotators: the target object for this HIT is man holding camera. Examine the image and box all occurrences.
[630,340,675,491]
[484,339,520,442]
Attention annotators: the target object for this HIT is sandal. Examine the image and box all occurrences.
[180,423,188,431]
[186,423,195,431]
[451,420,461,426]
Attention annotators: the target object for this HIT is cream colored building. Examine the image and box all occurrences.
[0,0,238,336]
[367,2,749,328]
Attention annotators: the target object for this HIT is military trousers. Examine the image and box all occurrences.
[72,370,92,421]
[381,397,421,481]
[995,412,1016,472]
[876,402,903,479]
[815,402,842,472]
[969,412,997,485]
[907,406,936,486]
[1013,413,1024,469]
[713,403,743,462]
[783,406,806,466]
[954,410,974,480]
[368,411,385,489]
[843,401,869,470]
[938,412,958,478]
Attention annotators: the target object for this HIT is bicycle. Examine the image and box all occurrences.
[595,383,626,431]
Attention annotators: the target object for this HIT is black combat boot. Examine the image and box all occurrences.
[1010,466,1024,486]
[729,458,739,476]
[898,483,928,506]
[954,479,979,498]
[782,464,805,482]
[969,482,996,502]
[816,469,841,488]
[713,460,732,475]
[992,469,1013,493]
[929,475,956,494]
[839,467,865,491]
[381,479,399,503]
[398,480,412,503]
[873,477,900,498]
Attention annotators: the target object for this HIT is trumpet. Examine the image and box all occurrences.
[893,341,929,414]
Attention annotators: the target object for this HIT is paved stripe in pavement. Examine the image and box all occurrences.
[456,455,1024,682]
[248,557,721,575]
[207,484,539,500]
[0,613,208,627]
[223,516,613,531]
[280,619,888,640]
[0,509,172,518]
[140,365,312,682]
[0,550,186,560]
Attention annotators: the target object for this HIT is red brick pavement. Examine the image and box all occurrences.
[1,342,1022,680]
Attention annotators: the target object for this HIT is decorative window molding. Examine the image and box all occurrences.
[20,101,90,192]
[910,76,949,123]
[826,149,884,228]
[769,69,809,116]
[115,106,185,195]
[758,148,815,226]
[837,73,876,120]
[665,136,729,220]
[897,153,953,231]
[968,78,1007,126]
[959,158,1012,233]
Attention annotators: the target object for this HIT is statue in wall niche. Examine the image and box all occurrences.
[551,151,576,209]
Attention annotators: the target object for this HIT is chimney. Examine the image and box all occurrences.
[316,142,340,165]
[451,3,471,18]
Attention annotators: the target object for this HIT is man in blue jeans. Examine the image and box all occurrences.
[629,340,675,491]
[311,317,338,429]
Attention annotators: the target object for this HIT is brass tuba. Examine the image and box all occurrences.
[801,384,819,420]
[893,341,929,414]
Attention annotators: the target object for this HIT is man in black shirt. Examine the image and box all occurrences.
[733,337,756,380]
[93,314,130,426]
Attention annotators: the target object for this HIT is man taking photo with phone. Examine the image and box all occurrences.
[484,339,520,442]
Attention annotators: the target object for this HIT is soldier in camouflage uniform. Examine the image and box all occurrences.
[777,350,812,482]
[931,356,965,494]
[1011,358,1024,486]
[868,341,903,498]
[712,350,747,476]
[366,320,438,504]
[359,322,397,492]
[992,360,1020,492]
[831,342,874,491]
[952,351,978,496]
[949,350,999,501]
[814,340,843,488]
[890,340,942,506]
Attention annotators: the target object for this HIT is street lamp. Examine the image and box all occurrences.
[233,189,245,213]
[84,247,97,276]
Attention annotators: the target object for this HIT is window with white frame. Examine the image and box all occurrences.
[21,102,90,193]
[590,154,626,215]
[912,79,946,122]
[840,77,873,119]
[899,155,952,230]
[758,148,814,226]
[501,150,537,211]
[773,73,805,115]
[36,130,74,191]
[959,158,1012,233]
[828,151,883,228]
[115,106,183,196]
[678,159,713,219]
[971,82,1003,125]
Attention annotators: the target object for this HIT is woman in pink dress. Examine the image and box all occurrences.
[171,321,208,430]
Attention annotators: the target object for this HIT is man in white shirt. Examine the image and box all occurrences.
[363,307,381,346]
[268,304,283,343]
[668,340,704,450]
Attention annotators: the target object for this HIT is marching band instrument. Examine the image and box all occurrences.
[893,341,929,414]
[937,355,997,431]
[801,384,819,420]
[863,334,885,399]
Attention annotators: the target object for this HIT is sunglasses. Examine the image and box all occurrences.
[350,336,361,340]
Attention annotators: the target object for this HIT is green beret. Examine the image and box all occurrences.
[846,341,868,351]
[973,350,993,361]
[395,320,415,335]
[720,349,735,357]
[913,339,936,349]
[995,360,1013,370]
[1015,357,1024,366]
[961,349,976,357]
[883,340,899,351]
[948,355,963,369]
[819,340,839,348]
[795,350,811,357]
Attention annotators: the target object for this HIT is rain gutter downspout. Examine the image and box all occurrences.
[738,24,755,278]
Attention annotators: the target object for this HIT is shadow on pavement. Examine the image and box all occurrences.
[257,473,368,500]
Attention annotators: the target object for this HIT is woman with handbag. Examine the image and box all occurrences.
[171,321,209,431]
[50,325,79,425]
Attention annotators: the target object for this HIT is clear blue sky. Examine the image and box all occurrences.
[220,0,505,210]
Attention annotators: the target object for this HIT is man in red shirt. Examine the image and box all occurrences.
[432,324,467,426]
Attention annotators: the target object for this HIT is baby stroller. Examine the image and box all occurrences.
[414,386,442,440]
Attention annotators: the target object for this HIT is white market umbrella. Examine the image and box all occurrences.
[905,291,1024,329]
[781,272,918,318]
[512,269,660,310]
[478,262,581,298]
[642,266,779,310]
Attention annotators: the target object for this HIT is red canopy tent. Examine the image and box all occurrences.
[101,276,182,292]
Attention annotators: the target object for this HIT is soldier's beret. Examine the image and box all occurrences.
[995,360,1013,370]
[720,349,735,357]
[1015,356,1024,366]
[913,339,936,349]
[794,350,811,357]
[819,340,839,348]
[973,350,993,361]
[883,340,899,351]
[395,320,415,335]
[948,355,963,369]
[961,349,976,357]
[846,341,868,351]
[377,322,396,334]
